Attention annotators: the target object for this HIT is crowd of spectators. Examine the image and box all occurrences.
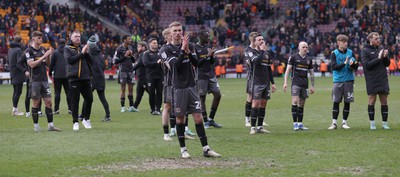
[1,0,399,74]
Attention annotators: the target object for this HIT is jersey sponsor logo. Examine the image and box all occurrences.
[370,52,374,54]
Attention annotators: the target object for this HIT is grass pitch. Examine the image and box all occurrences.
[0,76,399,176]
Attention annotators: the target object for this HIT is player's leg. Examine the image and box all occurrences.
[379,94,389,129]
[147,79,156,114]
[192,112,220,158]
[207,82,222,128]
[81,80,93,129]
[330,83,342,129]
[12,83,24,115]
[62,78,71,113]
[97,89,111,121]
[53,78,62,114]
[162,102,172,141]
[127,83,135,112]
[368,94,377,129]
[120,83,126,112]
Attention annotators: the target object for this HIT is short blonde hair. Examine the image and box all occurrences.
[249,32,260,43]
[162,28,171,38]
[168,21,182,28]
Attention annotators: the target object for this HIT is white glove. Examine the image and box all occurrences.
[378,49,384,59]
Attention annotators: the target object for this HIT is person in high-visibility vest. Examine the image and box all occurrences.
[236,63,243,78]
[389,58,397,76]
[215,65,221,78]
[319,60,328,77]
[397,59,400,72]
[277,63,284,77]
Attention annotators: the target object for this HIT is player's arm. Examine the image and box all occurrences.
[330,52,345,70]
[143,51,159,67]
[65,46,84,64]
[189,49,198,66]
[133,54,144,71]
[17,51,29,76]
[27,48,53,68]
[349,53,359,70]
[283,64,292,93]
[49,51,56,77]
[268,65,276,92]
[382,50,390,67]
[361,49,382,70]
[114,47,128,64]
[309,69,315,94]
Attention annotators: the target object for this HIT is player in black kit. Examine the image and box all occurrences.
[283,41,315,131]
[164,22,220,159]
[194,30,222,129]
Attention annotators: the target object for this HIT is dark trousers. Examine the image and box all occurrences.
[147,78,163,112]
[133,79,148,108]
[82,89,110,118]
[70,80,93,123]
[53,78,71,111]
[12,83,23,108]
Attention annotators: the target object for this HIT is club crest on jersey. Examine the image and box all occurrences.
[248,52,253,57]
[161,51,167,59]
[175,108,181,113]
[25,53,30,58]
[307,60,310,65]
[42,50,45,54]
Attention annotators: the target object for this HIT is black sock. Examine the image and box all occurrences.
[332,102,339,121]
[343,102,350,121]
[185,114,189,127]
[176,123,185,148]
[120,97,125,107]
[250,107,258,127]
[257,108,265,127]
[195,123,208,147]
[381,105,388,122]
[128,95,134,107]
[202,111,208,122]
[209,107,217,119]
[170,114,176,128]
[163,124,169,134]
[32,107,39,124]
[368,105,375,121]
[245,101,251,117]
[298,107,304,123]
[45,107,53,123]
[292,105,298,122]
